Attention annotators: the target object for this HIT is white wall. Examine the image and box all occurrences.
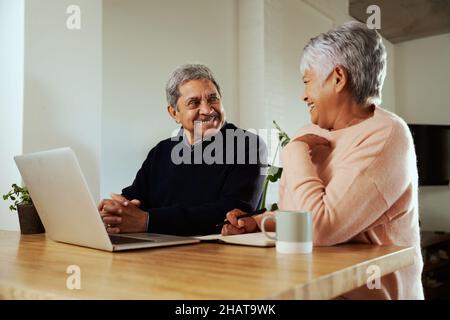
[303,0,397,114]
[395,34,450,232]
[395,34,450,125]
[238,0,265,131]
[23,0,103,201]
[0,0,24,230]
[101,0,239,198]
[264,0,333,137]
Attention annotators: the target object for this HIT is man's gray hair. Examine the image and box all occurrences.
[166,64,222,110]
[300,21,387,106]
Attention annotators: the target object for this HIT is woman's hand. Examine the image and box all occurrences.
[221,209,260,235]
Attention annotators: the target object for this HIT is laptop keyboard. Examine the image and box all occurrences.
[109,235,155,245]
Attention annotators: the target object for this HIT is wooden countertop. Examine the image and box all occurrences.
[0,231,415,299]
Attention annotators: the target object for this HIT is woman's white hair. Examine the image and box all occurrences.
[300,21,387,106]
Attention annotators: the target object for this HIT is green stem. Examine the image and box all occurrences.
[260,141,281,210]
[259,177,270,210]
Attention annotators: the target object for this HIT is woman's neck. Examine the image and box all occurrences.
[331,101,375,131]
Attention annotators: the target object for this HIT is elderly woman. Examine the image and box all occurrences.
[222,21,423,300]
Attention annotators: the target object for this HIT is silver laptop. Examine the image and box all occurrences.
[14,147,200,251]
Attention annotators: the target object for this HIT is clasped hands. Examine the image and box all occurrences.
[98,193,148,234]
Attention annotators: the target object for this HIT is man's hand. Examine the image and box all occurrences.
[97,193,141,212]
[291,133,330,150]
[221,209,260,235]
[98,194,147,234]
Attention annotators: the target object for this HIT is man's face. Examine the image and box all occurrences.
[172,79,225,141]
[302,69,338,130]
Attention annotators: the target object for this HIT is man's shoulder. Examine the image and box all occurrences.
[144,135,181,159]
[222,122,268,164]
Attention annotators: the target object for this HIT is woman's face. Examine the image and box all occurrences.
[302,69,339,130]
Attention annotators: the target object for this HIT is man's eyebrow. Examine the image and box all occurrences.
[184,93,219,101]
[185,96,200,101]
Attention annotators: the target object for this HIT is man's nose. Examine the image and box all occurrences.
[199,99,213,114]
[303,94,308,102]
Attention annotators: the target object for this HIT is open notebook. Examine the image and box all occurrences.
[195,232,276,247]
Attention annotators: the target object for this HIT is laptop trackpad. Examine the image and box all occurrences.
[116,233,185,242]
[109,235,155,245]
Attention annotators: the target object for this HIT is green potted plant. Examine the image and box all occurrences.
[259,121,291,211]
[3,184,45,234]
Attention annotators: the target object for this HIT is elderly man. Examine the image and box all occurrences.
[98,64,266,236]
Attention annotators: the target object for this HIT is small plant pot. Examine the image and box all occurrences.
[17,204,45,234]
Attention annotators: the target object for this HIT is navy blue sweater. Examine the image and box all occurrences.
[122,122,267,236]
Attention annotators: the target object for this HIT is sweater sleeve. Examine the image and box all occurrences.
[121,149,154,210]
[280,122,413,246]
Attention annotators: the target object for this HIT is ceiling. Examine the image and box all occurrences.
[349,0,450,43]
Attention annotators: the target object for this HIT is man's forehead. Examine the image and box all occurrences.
[179,80,219,98]
[180,78,215,88]
[183,91,218,99]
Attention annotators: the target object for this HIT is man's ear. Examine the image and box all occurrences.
[333,65,348,93]
[167,105,179,123]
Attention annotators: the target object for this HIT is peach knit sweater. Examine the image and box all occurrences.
[279,106,424,299]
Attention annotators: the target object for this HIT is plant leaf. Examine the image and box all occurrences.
[269,203,279,211]
[273,120,291,146]
[267,166,283,182]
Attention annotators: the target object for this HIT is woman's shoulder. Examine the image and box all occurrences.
[292,123,330,140]
[374,107,412,142]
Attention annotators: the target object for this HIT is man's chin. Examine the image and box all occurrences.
[197,119,222,132]
[202,126,221,139]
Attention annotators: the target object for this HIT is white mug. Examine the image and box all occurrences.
[261,211,313,254]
